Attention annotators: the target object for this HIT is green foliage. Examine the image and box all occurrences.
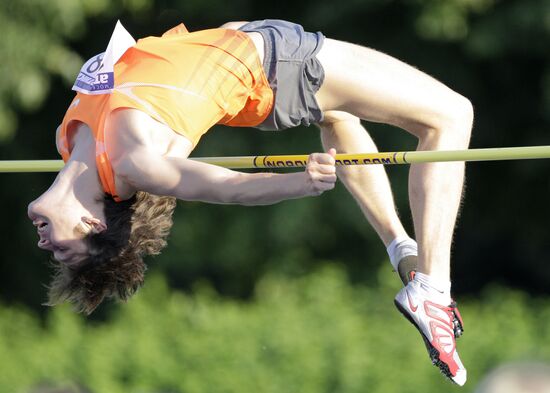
[0,265,549,393]
[0,0,153,142]
[413,0,496,41]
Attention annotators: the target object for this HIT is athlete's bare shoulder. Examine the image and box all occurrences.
[106,108,193,164]
[105,108,195,199]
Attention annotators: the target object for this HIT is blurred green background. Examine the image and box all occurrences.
[1,0,549,392]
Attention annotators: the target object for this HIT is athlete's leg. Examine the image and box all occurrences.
[315,38,472,384]
[316,111,409,247]
[315,39,473,284]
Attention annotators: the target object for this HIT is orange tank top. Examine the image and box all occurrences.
[58,22,273,201]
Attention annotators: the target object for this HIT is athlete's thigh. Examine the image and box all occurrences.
[315,38,463,134]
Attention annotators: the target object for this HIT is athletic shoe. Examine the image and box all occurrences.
[396,256,464,339]
[395,280,467,386]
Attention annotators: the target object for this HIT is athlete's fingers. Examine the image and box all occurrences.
[314,179,336,192]
[309,173,337,196]
[309,170,337,182]
[319,173,337,183]
[307,163,336,175]
[308,152,336,166]
[317,163,336,174]
[306,165,336,184]
[305,151,337,195]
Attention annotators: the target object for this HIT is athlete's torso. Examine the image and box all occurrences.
[59,24,269,201]
[115,30,266,158]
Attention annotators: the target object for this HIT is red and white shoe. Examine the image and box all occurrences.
[397,262,465,339]
[395,280,467,386]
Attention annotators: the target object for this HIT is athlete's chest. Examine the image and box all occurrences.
[106,108,194,200]
[108,108,194,158]
[142,120,194,158]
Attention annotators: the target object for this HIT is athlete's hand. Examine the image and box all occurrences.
[304,148,337,196]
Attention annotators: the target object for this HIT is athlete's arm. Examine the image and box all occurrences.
[114,147,337,205]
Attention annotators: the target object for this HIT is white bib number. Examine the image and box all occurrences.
[72,21,136,95]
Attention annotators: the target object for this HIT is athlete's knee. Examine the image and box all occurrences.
[316,110,360,130]
[419,94,474,147]
[456,95,474,133]
[443,94,473,146]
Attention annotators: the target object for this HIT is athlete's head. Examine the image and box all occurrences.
[28,191,176,314]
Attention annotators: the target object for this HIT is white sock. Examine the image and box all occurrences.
[387,236,418,271]
[414,271,452,303]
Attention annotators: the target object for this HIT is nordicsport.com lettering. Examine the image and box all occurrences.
[264,157,398,167]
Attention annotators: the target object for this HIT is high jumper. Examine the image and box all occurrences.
[27,19,472,385]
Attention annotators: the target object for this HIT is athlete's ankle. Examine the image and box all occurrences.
[387,236,417,271]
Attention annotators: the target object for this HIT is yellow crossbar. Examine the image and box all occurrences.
[1,146,550,172]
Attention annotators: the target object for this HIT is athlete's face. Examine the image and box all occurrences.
[27,193,104,265]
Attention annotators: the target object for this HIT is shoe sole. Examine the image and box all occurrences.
[394,299,457,384]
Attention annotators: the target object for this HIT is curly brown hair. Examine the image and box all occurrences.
[46,192,177,314]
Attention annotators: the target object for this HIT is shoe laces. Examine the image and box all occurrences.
[407,270,464,338]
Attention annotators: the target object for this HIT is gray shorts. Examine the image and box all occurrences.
[239,20,325,130]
